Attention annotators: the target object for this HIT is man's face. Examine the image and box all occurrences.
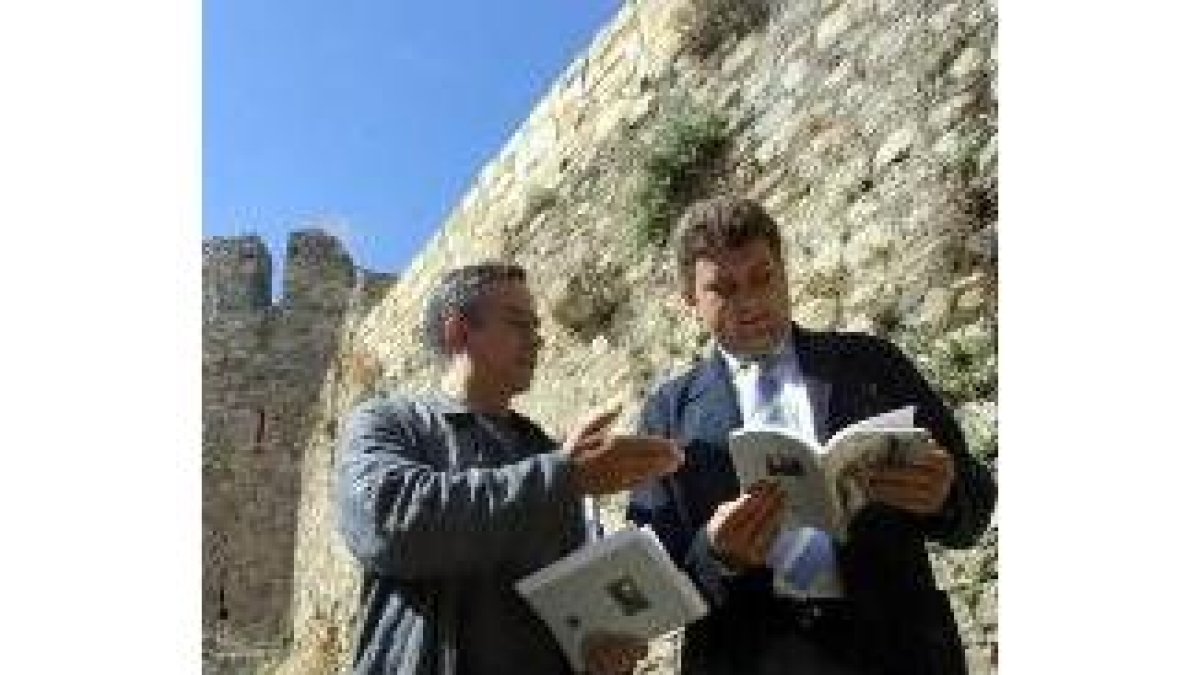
[462,278,543,397]
[685,237,791,357]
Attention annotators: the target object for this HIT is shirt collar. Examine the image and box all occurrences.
[426,393,536,431]
[425,394,482,416]
[716,329,795,375]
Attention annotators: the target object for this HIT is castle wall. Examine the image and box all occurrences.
[202,231,393,673]
[244,2,999,672]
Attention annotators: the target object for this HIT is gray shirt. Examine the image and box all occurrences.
[337,393,585,674]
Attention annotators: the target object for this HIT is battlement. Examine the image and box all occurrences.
[282,230,357,311]
[203,230,373,315]
[203,236,272,312]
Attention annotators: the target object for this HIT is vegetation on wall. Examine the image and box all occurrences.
[524,185,559,218]
[630,103,731,247]
[896,317,997,409]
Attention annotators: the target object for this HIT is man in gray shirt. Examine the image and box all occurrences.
[337,262,683,675]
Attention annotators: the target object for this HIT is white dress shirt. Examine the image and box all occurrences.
[717,332,845,599]
[718,332,818,447]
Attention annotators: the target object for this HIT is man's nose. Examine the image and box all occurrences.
[731,290,764,313]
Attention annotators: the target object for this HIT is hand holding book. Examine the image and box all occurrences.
[704,481,786,571]
[516,527,708,672]
[582,632,649,675]
[728,406,942,539]
[860,442,955,515]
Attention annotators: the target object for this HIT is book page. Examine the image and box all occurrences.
[828,428,932,469]
[823,406,924,472]
[826,405,916,447]
[641,525,708,617]
[515,527,707,672]
[822,428,933,531]
[728,427,836,532]
[516,527,640,593]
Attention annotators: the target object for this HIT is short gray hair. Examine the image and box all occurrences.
[422,262,527,360]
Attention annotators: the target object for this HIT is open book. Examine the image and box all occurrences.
[515,526,708,672]
[728,406,933,540]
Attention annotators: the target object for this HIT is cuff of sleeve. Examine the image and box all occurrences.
[540,452,587,536]
[921,474,965,539]
[924,457,996,548]
[685,529,733,606]
[548,450,582,497]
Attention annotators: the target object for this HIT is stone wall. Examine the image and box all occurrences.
[265,0,999,673]
[202,231,394,674]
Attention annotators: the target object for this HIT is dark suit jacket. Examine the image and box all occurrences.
[628,326,996,675]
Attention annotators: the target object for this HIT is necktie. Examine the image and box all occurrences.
[749,356,788,427]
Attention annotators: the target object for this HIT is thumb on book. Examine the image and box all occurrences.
[575,395,626,438]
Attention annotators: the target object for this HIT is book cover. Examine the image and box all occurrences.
[515,526,708,672]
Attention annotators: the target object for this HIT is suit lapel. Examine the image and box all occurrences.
[683,327,843,443]
[682,351,742,443]
[673,352,744,518]
[791,325,838,444]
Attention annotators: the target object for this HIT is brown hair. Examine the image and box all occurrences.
[675,195,783,293]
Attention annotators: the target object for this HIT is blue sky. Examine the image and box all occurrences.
[204,0,621,294]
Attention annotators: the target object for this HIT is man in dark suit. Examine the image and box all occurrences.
[628,197,996,674]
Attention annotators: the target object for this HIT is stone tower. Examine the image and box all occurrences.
[202,230,393,672]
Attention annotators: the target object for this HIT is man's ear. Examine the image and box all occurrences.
[680,285,697,310]
[442,312,470,355]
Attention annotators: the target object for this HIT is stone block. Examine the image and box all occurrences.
[977,131,998,172]
[798,250,851,298]
[930,91,978,132]
[874,127,918,172]
[779,59,809,95]
[949,46,987,81]
[823,57,855,89]
[917,286,956,331]
[816,3,854,51]
[720,34,759,78]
